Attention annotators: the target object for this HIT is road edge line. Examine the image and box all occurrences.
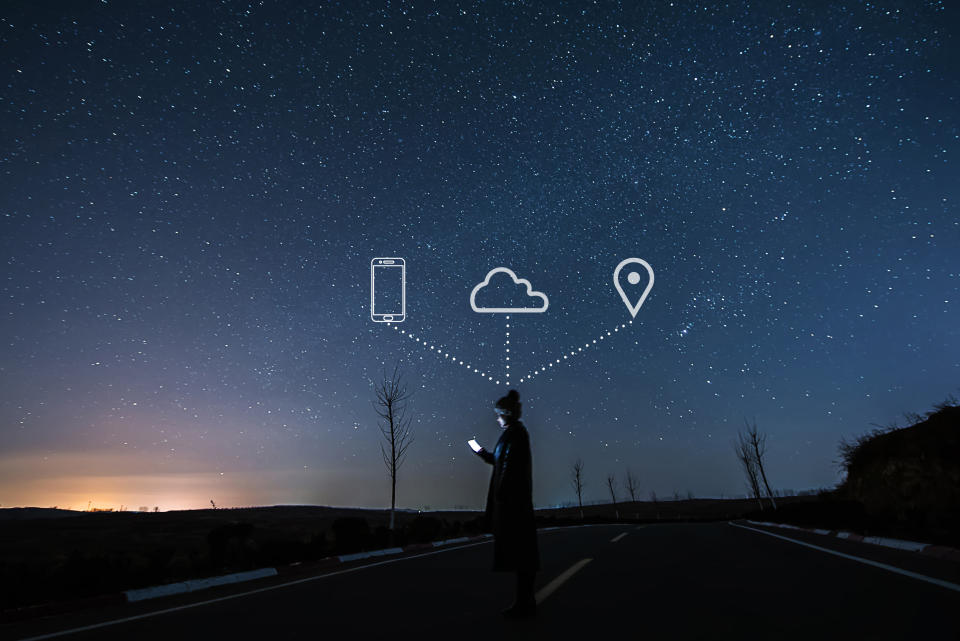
[742,519,955,555]
[728,521,960,593]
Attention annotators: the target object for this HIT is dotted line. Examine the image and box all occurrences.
[504,316,511,387]
[517,320,633,383]
[391,324,501,384]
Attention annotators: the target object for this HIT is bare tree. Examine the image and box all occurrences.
[606,474,619,520]
[734,432,766,510]
[624,468,639,503]
[571,458,585,519]
[624,468,639,519]
[373,363,415,533]
[743,419,777,510]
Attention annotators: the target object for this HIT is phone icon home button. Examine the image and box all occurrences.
[384,315,394,321]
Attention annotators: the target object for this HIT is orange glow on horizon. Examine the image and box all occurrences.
[0,450,323,512]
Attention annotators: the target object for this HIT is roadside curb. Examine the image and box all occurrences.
[127,533,496,604]
[124,568,279,603]
[744,520,960,561]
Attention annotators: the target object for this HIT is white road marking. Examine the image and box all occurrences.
[611,532,627,543]
[535,558,592,604]
[729,522,960,593]
[15,541,493,641]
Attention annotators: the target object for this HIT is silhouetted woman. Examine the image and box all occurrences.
[473,389,540,618]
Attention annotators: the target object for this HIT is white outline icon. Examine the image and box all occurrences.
[470,267,549,314]
[370,257,406,322]
[613,258,654,318]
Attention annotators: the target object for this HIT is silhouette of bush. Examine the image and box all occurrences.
[147,546,177,575]
[462,515,486,535]
[207,521,256,569]
[837,402,960,538]
[406,515,442,543]
[445,519,463,538]
[744,495,868,532]
[331,517,370,553]
[165,549,193,577]
[257,538,307,567]
[370,525,392,549]
[56,550,131,601]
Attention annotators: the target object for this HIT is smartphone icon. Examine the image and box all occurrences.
[370,258,406,323]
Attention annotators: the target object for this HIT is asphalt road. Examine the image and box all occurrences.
[7,522,958,640]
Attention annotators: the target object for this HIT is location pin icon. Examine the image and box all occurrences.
[613,258,654,318]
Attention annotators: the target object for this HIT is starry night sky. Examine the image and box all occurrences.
[2,1,957,511]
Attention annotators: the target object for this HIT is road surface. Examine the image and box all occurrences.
[6,521,958,640]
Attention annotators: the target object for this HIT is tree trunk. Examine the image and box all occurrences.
[390,457,396,530]
[389,408,397,529]
[758,464,777,510]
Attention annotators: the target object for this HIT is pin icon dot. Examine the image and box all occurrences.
[613,258,655,319]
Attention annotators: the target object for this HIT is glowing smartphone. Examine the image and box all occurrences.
[468,439,482,452]
[370,258,406,323]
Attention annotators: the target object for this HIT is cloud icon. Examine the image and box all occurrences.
[470,267,549,313]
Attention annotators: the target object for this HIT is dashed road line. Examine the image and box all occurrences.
[535,558,593,604]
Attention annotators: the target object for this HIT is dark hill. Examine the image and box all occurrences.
[0,508,84,521]
[837,403,960,534]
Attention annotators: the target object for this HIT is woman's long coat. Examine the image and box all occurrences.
[477,420,540,572]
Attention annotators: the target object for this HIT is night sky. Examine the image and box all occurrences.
[2,1,957,512]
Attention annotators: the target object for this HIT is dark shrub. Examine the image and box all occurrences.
[309,530,330,558]
[446,520,463,538]
[838,404,960,531]
[207,521,255,569]
[331,518,370,553]
[406,516,442,543]
[371,525,391,549]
